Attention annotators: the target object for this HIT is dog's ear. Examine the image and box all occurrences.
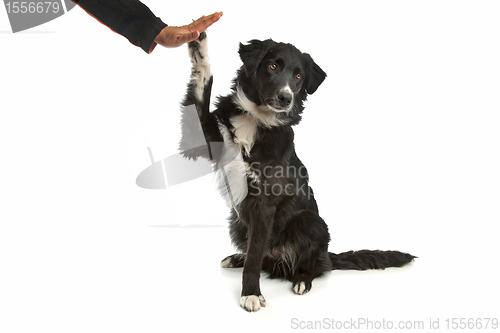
[303,53,326,94]
[239,39,276,76]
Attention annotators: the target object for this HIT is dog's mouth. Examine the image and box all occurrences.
[265,97,294,113]
[264,88,294,113]
[267,104,292,113]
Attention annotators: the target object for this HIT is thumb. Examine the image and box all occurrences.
[190,31,200,39]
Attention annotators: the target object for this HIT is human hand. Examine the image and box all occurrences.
[154,12,223,48]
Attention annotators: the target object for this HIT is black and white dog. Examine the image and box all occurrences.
[180,32,415,312]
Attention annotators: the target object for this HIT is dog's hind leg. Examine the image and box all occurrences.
[270,210,332,295]
[291,253,331,295]
[220,253,246,268]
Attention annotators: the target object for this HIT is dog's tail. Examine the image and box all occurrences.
[328,250,416,270]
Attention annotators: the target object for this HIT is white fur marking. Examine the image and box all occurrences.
[215,118,249,206]
[220,257,233,268]
[240,295,266,312]
[220,150,248,206]
[230,113,258,156]
[283,85,294,112]
[216,118,232,143]
[189,36,212,102]
[245,161,260,184]
[293,281,307,295]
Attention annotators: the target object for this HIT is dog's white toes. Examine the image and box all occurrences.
[240,295,266,312]
[220,257,233,268]
[293,281,308,295]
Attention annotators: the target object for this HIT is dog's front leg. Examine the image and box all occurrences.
[240,206,275,312]
[184,31,212,122]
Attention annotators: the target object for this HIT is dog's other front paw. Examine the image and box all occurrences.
[240,295,266,312]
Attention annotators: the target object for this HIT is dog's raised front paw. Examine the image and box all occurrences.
[197,31,207,41]
[240,295,266,312]
[187,30,211,102]
[188,30,209,69]
[188,31,207,52]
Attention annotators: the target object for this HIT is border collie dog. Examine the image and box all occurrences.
[180,32,415,312]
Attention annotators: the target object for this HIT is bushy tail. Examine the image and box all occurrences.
[329,250,416,270]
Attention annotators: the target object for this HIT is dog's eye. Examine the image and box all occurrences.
[295,74,301,79]
[269,63,277,70]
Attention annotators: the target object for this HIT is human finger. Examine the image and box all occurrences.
[191,11,223,31]
[175,30,200,46]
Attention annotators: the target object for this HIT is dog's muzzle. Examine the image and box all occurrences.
[270,87,294,112]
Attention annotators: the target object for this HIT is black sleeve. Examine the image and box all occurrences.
[73,0,168,53]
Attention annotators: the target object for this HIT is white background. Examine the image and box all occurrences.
[1,1,499,332]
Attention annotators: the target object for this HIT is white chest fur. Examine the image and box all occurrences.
[230,113,258,156]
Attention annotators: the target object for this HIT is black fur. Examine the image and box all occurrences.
[180,32,415,312]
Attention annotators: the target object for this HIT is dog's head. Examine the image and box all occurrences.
[238,39,326,120]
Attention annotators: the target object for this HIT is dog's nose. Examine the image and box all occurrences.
[277,89,293,108]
